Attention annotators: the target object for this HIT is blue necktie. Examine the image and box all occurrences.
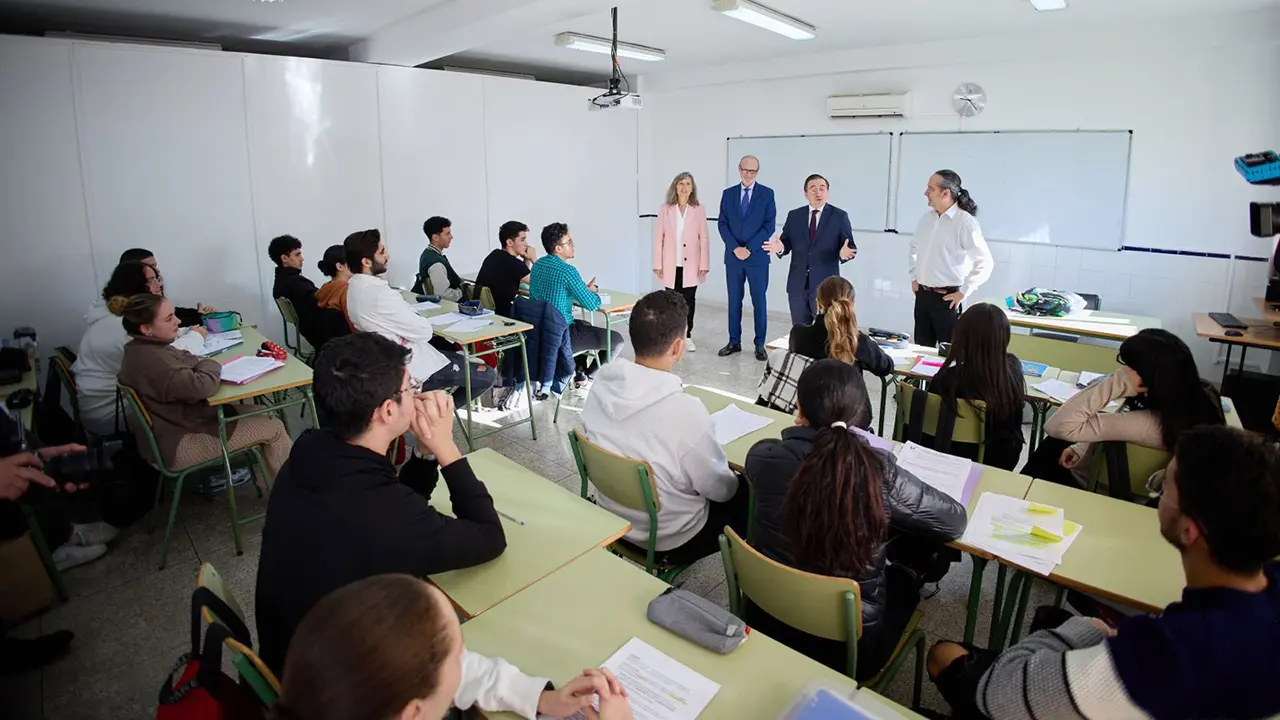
[740,187,751,217]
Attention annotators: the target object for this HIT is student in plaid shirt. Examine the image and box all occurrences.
[529,223,624,384]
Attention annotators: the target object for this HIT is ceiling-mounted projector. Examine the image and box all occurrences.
[589,92,643,112]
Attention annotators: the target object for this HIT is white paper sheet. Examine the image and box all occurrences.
[1034,379,1081,404]
[598,293,613,305]
[1076,371,1105,388]
[443,317,494,334]
[408,300,441,311]
[909,357,944,377]
[710,404,774,445]
[960,493,1083,576]
[425,312,468,326]
[220,356,284,384]
[548,638,720,720]
[195,330,243,357]
[885,348,920,360]
[894,441,971,504]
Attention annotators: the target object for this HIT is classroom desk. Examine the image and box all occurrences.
[682,385,791,470]
[1256,296,1280,324]
[0,368,38,432]
[401,291,537,450]
[206,326,316,555]
[462,548,884,720]
[1192,312,1280,387]
[978,298,1160,341]
[429,449,630,618]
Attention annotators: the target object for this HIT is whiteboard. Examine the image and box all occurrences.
[894,131,1132,250]
[726,134,892,232]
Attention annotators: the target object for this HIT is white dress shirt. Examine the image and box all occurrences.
[674,205,687,268]
[908,204,993,298]
[346,273,449,382]
[807,204,824,231]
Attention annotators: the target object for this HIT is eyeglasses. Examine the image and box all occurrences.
[739,168,759,175]
[389,379,423,404]
[1116,353,1126,366]
[558,238,575,247]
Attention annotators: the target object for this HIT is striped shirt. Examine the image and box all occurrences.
[529,254,600,324]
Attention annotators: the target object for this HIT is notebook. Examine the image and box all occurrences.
[220,356,284,385]
[1020,360,1049,377]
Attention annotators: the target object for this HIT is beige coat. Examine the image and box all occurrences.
[653,202,710,288]
[117,335,225,466]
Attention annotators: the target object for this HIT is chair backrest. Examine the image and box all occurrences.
[117,383,167,470]
[197,562,246,627]
[894,384,986,459]
[225,636,282,705]
[1006,334,1120,377]
[275,297,302,355]
[720,527,861,645]
[49,354,81,427]
[275,296,300,325]
[1090,442,1171,502]
[568,430,659,513]
[479,286,496,311]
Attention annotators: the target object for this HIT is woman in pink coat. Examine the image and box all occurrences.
[653,171,710,351]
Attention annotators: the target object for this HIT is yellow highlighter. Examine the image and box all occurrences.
[1027,502,1058,514]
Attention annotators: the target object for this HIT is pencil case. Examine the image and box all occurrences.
[647,587,747,654]
[202,311,242,334]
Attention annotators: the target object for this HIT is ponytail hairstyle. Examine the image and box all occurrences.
[815,276,859,363]
[934,169,978,216]
[102,261,155,316]
[784,360,888,577]
[317,244,347,279]
[120,294,167,336]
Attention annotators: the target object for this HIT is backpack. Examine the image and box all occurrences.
[1013,288,1087,317]
[156,587,263,720]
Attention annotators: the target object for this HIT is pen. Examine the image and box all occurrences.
[497,509,525,526]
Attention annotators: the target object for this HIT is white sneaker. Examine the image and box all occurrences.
[686,337,697,352]
[52,542,107,571]
[69,522,119,547]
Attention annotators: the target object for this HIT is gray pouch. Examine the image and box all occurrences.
[646,587,747,654]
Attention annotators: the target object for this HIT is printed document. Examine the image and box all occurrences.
[425,312,468,326]
[961,493,1083,575]
[1034,379,1081,404]
[710,404,773,445]
[196,331,243,357]
[894,441,971,504]
[443,317,494,334]
[548,637,720,720]
[220,356,284,385]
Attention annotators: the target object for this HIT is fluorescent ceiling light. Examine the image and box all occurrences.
[554,32,666,62]
[712,0,816,41]
[1028,0,1068,10]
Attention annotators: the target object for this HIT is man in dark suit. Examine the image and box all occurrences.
[764,174,857,325]
[717,155,777,361]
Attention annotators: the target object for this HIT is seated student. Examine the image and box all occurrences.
[928,425,1280,720]
[73,262,205,438]
[745,359,966,679]
[267,234,348,351]
[927,303,1026,471]
[276,574,633,720]
[415,216,464,301]
[1022,328,1224,489]
[118,248,214,328]
[315,244,352,327]
[115,294,291,479]
[476,220,535,317]
[788,275,894,426]
[343,229,494,404]
[255,333,507,675]
[529,222,624,384]
[580,290,745,565]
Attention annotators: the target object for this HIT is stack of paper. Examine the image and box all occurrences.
[548,637,720,720]
[1034,379,1081,404]
[894,441,971,504]
[425,312,468,326]
[196,331,243,357]
[1076,371,1105,388]
[960,493,1083,576]
[445,317,494,334]
[710,404,773,445]
[910,356,944,378]
[408,300,441,311]
[220,356,284,385]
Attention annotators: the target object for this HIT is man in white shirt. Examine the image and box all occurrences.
[415,216,465,301]
[343,228,494,403]
[581,290,747,565]
[908,170,993,347]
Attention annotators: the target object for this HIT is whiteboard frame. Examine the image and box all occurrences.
[893,129,1134,251]
[726,131,895,233]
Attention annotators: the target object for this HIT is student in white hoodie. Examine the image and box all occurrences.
[73,262,205,438]
[581,290,747,565]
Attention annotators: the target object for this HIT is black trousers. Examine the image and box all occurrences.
[1019,436,1085,488]
[913,288,961,347]
[620,480,750,567]
[569,321,625,377]
[673,267,698,336]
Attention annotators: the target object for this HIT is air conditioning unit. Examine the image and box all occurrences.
[826,93,912,119]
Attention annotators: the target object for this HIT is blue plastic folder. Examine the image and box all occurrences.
[789,689,878,720]
[1021,360,1049,377]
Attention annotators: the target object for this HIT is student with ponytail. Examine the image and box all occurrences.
[788,275,893,428]
[744,360,966,678]
[908,169,993,346]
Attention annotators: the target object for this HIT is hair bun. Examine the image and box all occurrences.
[106,295,129,316]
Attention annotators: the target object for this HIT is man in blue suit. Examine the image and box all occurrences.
[764,174,857,326]
[718,155,776,361]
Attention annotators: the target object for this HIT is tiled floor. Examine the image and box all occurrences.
[2,303,1051,718]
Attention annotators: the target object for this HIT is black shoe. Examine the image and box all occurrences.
[754,346,768,361]
[718,343,742,357]
[0,630,74,676]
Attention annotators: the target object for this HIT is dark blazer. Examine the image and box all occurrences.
[255,429,505,675]
[929,353,1027,471]
[718,184,776,267]
[745,426,966,648]
[777,205,855,294]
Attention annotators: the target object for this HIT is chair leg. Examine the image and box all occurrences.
[158,472,188,570]
[553,391,563,425]
[912,633,925,709]
[23,505,68,602]
[148,472,167,534]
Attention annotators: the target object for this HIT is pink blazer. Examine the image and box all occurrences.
[653,202,710,288]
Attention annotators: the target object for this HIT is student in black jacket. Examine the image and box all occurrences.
[927,303,1027,471]
[255,332,505,675]
[745,359,966,679]
[268,235,348,351]
[789,276,893,426]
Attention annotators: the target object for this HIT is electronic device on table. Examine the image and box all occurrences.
[1235,152,1280,185]
[1209,312,1247,330]
[867,327,910,349]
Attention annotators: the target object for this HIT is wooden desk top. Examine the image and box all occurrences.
[978,298,1159,341]
[683,385,791,470]
[594,289,640,315]
[1024,480,1183,613]
[1192,313,1280,350]
[206,327,313,406]
[461,548,862,720]
[399,291,534,345]
[429,449,630,618]
[1255,297,1280,324]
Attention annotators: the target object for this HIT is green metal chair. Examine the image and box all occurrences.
[48,354,84,437]
[197,563,280,708]
[569,429,691,583]
[274,297,313,365]
[892,384,987,463]
[1088,441,1171,503]
[119,384,268,569]
[22,504,67,602]
[719,528,926,707]
[478,285,496,311]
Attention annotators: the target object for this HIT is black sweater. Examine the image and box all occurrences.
[789,316,894,426]
[928,353,1027,471]
[272,267,350,350]
[255,429,505,674]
